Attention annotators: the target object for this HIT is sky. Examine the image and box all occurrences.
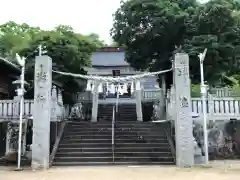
[0,0,122,44]
[0,0,209,44]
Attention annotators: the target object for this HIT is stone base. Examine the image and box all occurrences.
[194,155,204,164]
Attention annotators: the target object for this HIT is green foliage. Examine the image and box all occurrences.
[0,22,104,102]
[185,0,240,84]
[221,74,240,96]
[111,0,187,71]
[87,33,106,47]
[0,21,40,64]
[191,84,201,97]
[111,0,240,86]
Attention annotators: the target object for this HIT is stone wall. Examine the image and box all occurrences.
[193,119,240,160]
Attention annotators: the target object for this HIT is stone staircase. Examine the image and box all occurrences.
[97,104,113,121]
[53,121,113,166]
[53,104,175,166]
[114,121,175,164]
[98,104,137,121]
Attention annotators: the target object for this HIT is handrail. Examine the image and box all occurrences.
[163,121,176,163]
[49,121,67,166]
[112,106,115,162]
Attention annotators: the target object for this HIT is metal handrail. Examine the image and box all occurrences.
[163,121,176,162]
[112,106,115,162]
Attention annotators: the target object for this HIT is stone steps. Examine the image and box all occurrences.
[57,146,172,153]
[61,138,168,144]
[98,104,137,122]
[53,120,175,166]
[55,151,172,157]
[53,103,175,166]
[54,156,174,163]
[52,161,174,166]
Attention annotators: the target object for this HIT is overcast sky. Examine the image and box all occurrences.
[0,0,209,44]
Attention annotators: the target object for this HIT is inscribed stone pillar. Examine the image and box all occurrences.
[173,53,194,167]
[32,56,52,169]
[91,80,99,122]
[135,80,143,121]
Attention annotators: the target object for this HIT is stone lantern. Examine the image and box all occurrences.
[12,79,28,101]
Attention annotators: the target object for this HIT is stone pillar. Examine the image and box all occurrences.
[173,53,194,167]
[91,80,99,122]
[57,89,64,120]
[160,76,166,119]
[32,56,52,169]
[135,80,143,121]
[51,86,57,122]
[161,76,166,96]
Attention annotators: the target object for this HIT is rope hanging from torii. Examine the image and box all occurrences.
[52,68,172,82]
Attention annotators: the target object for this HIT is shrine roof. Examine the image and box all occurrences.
[91,47,129,66]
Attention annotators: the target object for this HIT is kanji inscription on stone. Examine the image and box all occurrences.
[180,96,189,108]
[32,56,52,169]
[174,53,194,167]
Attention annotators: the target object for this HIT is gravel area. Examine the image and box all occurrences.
[0,161,240,180]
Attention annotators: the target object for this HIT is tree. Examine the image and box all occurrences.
[111,0,240,86]
[87,33,106,47]
[112,0,188,71]
[0,22,104,102]
[0,21,40,62]
[184,0,240,84]
[19,25,101,96]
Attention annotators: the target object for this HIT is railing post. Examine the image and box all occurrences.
[112,106,115,162]
[208,95,214,120]
[13,96,20,118]
[235,99,240,115]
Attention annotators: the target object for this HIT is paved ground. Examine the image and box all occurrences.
[0,161,240,180]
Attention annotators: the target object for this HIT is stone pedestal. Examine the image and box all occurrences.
[173,53,194,167]
[32,56,52,169]
[135,80,143,121]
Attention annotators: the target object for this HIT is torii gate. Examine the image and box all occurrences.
[31,53,194,169]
